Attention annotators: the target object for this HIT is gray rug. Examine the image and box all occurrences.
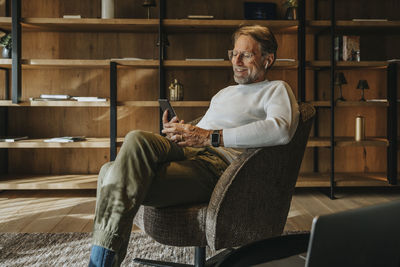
[0,231,306,266]
[0,232,214,267]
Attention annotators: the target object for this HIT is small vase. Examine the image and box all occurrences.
[101,0,114,19]
[285,7,298,20]
[2,47,11,58]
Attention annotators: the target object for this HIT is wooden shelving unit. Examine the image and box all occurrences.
[304,0,400,197]
[297,172,396,187]
[307,60,388,69]
[1,0,398,192]
[309,100,389,107]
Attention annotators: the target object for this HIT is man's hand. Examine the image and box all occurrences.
[162,110,184,140]
[162,110,212,147]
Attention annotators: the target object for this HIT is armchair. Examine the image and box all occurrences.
[133,102,315,267]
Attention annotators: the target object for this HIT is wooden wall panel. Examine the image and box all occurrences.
[22,32,158,60]
[8,148,109,174]
[21,0,156,19]
[8,107,109,138]
[117,107,159,135]
[166,0,288,20]
[118,69,158,101]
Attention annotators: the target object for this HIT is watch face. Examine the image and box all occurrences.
[212,131,220,147]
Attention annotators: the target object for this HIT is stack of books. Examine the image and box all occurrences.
[0,136,28,142]
[30,94,107,102]
[44,136,86,143]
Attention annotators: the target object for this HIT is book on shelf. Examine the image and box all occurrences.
[276,58,296,62]
[30,95,107,102]
[63,15,82,19]
[335,35,360,61]
[71,97,107,102]
[185,58,224,61]
[352,18,388,22]
[44,136,86,143]
[40,94,71,99]
[187,15,214,19]
[0,136,28,142]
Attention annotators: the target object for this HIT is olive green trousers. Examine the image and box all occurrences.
[92,130,229,266]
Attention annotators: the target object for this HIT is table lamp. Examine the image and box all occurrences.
[143,0,156,19]
[334,72,347,101]
[357,79,369,101]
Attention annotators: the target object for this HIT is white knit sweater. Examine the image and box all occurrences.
[197,79,299,162]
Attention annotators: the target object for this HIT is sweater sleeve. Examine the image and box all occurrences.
[223,82,297,148]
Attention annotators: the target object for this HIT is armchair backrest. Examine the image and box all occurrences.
[206,103,315,250]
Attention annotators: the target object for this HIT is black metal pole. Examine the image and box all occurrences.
[329,0,336,199]
[387,62,397,185]
[159,0,166,133]
[11,0,21,104]
[110,62,117,161]
[194,247,206,267]
[0,107,8,175]
[297,0,306,103]
[6,0,10,17]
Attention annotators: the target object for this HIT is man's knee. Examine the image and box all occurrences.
[123,130,152,147]
[98,161,114,185]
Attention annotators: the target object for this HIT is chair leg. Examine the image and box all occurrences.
[133,246,207,267]
[204,248,234,267]
[195,247,206,267]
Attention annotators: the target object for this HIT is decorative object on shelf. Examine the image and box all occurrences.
[101,0,114,19]
[283,0,298,20]
[142,0,156,19]
[334,72,347,101]
[357,79,369,101]
[244,2,277,20]
[355,115,365,141]
[0,32,12,58]
[168,79,184,101]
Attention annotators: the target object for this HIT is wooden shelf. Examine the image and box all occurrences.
[115,59,298,69]
[21,18,159,32]
[297,172,398,187]
[307,61,388,69]
[307,137,388,147]
[0,138,113,148]
[0,100,109,107]
[0,16,11,31]
[0,58,12,68]
[307,20,400,31]
[163,19,298,33]
[22,59,110,68]
[309,100,389,107]
[117,100,210,107]
[11,18,297,33]
[0,174,97,190]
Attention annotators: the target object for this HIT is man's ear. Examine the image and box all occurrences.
[264,53,275,69]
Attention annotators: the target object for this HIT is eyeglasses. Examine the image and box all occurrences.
[228,50,255,62]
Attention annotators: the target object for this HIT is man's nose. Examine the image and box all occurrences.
[233,54,244,65]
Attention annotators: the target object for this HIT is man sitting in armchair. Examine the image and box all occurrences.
[89,24,299,267]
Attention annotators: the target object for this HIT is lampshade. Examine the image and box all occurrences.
[357,80,369,90]
[142,0,156,7]
[334,72,347,85]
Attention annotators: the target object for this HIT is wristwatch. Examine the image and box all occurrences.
[211,130,220,147]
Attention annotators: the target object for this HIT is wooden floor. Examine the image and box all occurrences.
[1,187,400,233]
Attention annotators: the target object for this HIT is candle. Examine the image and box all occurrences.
[355,116,365,141]
[101,0,114,19]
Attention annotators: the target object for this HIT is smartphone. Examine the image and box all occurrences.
[158,99,177,122]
